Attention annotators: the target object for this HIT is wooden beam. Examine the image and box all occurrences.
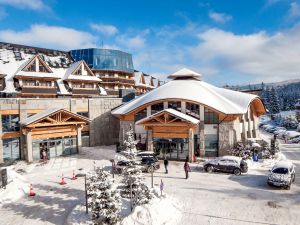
[0,110,19,115]
[32,131,77,140]
[153,132,188,138]
[1,132,21,139]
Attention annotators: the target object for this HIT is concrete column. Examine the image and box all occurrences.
[163,102,168,109]
[26,131,33,163]
[242,114,246,142]
[146,129,153,152]
[181,101,186,113]
[188,128,194,162]
[146,106,151,117]
[199,105,205,157]
[0,114,3,164]
[77,126,82,153]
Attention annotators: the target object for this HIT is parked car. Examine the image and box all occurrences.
[267,161,295,190]
[137,151,157,158]
[115,156,160,173]
[204,156,248,175]
[273,127,287,135]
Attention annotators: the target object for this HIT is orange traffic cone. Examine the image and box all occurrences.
[71,170,77,180]
[60,173,67,185]
[29,184,36,197]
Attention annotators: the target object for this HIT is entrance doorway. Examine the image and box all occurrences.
[32,136,77,161]
[153,138,189,160]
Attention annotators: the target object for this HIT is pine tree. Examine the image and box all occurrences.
[121,163,152,205]
[123,125,137,158]
[269,87,280,114]
[260,85,270,113]
[87,167,121,225]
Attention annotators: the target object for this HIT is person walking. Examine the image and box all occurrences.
[164,157,169,174]
[184,158,191,179]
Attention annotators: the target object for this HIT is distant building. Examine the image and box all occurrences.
[70,48,160,96]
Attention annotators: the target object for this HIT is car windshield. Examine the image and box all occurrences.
[272,168,289,174]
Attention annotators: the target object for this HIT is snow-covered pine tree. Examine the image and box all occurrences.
[260,85,270,113]
[121,163,152,205]
[269,87,280,114]
[123,125,137,158]
[87,167,121,225]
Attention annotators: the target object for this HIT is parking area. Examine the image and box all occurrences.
[0,144,299,225]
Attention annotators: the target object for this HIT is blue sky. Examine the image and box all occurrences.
[1,0,300,85]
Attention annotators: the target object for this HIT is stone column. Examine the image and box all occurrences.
[77,126,82,153]
[188,128,194,162]
[146,106,151,117]
[181,101,186,113]
[26,130,33,163]
[163,102,168,109]
[0,114,3,164]
[146,129,153,152]
[199,105,205,157]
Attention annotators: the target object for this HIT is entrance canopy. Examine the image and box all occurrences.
[20,108,89,139]
[136,108,199,138]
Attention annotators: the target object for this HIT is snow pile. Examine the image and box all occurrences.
[67,204,90,225]
[121,197,181,225]
[0,166,29,205]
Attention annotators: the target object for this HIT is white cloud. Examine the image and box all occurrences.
[0,24,97,50]
[209,11,232,23]
[0,0,49,11]
[287,2,300,19]
[189,25,300,82]
[90,23,118,36]
[116,30,149,49]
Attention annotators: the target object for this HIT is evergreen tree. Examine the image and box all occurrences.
[269,87,280,114]
[87,167,121,225]
[260,85,270,113]
[123,125,137,157]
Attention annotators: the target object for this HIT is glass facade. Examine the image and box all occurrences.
[2,114,20,132]
[153,138,189,160]
[32,136,77,161]
[70,48,134,73]
[3,138,20,161]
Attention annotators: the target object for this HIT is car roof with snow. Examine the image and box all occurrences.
[220,156,242,162]
[272,161,293,170]
[137,151,156,155]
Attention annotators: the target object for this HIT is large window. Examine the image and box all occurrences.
[151,103,164,114]
[3,138,20,161]
[186,102,199,119]
[204,108,219,124]
[2,114,20,132]
[39,81,52,87]
[23,80,37,87]
[135,108,147,121]
[77,112,89,118]
[168,101,181,111]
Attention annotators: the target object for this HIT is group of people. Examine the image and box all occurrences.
[164,156,191,179]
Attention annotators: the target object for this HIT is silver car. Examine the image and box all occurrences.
[267,161,295,190]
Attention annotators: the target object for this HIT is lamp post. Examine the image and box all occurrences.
[110,159,115,180]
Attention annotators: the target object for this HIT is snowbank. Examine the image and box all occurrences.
[0,166,29,205]
[66,204,90,225]
[121,197,181,225]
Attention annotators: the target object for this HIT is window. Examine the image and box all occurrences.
[168,101,181,111]
[74,67,82,75]
[23,80,37,87]
[204,108,219,124]
[77,112,89,118]
[186,103,199,119]
[82,131,90,137]
[24,61,36,72]
[84,83,94,89]
[3,138,20,161]
[72,83,82,88]
[2,114,20,132]
[151,103,164,114]
[135,108,147,121]
[39,63,49,73]
[39,81,52,87]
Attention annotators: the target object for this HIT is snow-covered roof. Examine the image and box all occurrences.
[168,68,202,80]
[20,108,89,126]
[112,68,265,116]
[136,108,200,125]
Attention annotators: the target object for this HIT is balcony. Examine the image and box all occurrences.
[99,76,135,85]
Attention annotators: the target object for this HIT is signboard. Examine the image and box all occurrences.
[1,168,8,189]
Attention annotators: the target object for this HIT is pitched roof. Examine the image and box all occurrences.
[112,68,265,116]
[136,108,200,125]
[20,108,89,126]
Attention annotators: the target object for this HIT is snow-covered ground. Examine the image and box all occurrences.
[1,143,300,225]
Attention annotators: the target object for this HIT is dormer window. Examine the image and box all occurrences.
[25,61,36,72]
[74,67,82,75]
[23,55,52,73]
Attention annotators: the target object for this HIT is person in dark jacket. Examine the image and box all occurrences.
[164,157,169,174]
[184,159,191,179]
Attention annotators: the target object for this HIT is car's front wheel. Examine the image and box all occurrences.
[292,174,296,182]
[206,165,213,173]
[147,166,154,173]
[233,168,241,176]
